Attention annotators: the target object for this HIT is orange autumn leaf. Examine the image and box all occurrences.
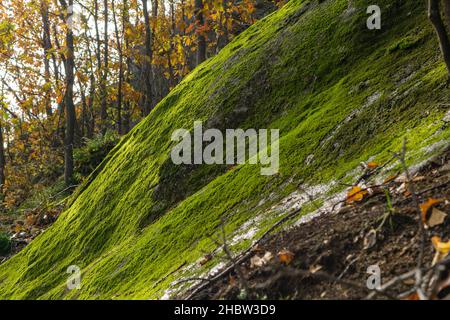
[56,94,64,104]
[277,249,295,265]
[346,186,368,204]
[367,162,380,169]
[185,23,195,34]
[383,175,398,184]
[420,198,443,224]
[403,292,420,300]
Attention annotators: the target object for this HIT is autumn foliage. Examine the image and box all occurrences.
[0,0,278,209]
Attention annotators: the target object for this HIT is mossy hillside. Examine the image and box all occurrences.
[0,0,448,299]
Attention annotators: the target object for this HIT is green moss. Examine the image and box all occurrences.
[0,0,448,299]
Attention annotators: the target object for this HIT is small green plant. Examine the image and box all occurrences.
[74,131,120,177]
[0,233,11,256]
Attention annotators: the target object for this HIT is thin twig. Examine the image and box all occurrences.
[393,138,427,294]
[183,208,302,299]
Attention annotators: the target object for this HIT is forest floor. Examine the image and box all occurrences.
[0,188,68,263]
[187,148,450,300]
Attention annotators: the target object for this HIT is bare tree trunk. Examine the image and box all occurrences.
[84,24,96,138]
[166,0,176,88]
[429,0,450,75]
[142,0,154,116]
[78,77,88,137]
[52,22,67,143]
[100,0,109,134]
[195,0,206,65]
[112,0,124,134]
[59,0,76,185]
[0,97,6,198]
[40,0,53,118]
[123,0,131,133]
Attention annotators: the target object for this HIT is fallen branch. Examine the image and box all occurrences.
[183,208,303,300]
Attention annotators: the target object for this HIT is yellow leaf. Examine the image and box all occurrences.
[432,236,450,265]
[432,237,450,254]
[346,186,368,204]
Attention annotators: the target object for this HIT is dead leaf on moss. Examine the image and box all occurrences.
[199,254,213,266]
[367,162,380,169]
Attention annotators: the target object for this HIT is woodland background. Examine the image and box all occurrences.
[0,0,279,210]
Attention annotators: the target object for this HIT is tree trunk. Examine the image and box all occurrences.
[40,0,53,118]
[59,0,76,185]
[84,25,96,138]
[195,0,206,65]
[112,0,124,134]
[100,0,109,134]
[142,0,154,116]
[442,0,450,29]
[123,0,131,133]
[429,0,450,75]
[0,103,6,198]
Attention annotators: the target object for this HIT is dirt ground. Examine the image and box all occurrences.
[187,149,450,300]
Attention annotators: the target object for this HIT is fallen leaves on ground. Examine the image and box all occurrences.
[427,208,447,228]
[420,198,444,225]
[403,292,420,300]
[250,251,274,268]
[363,229,377,250]
[277,249,295,265]
[432,236,450,265]
[346,186,369,204]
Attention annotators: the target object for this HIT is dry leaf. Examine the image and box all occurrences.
[432,236,450,265]
[396,182,407,194]
[432,237,450,254]
[403,292,420,300]
[277,249,295,265]
[346,186,368,204]
[198,254,213,266]
[420,198,444,224]
[367,162,380,169]
[250,251,273,268]
[364,229,377,250]
[427,208,447,228]
[383,175,398,184]
[309,264,323,274]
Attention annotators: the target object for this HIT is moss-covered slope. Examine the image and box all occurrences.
[0,0,449,299]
